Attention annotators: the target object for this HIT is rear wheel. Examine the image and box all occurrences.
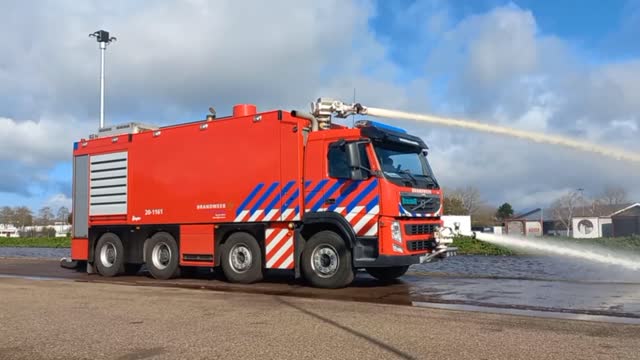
[145,232,180,280]
[220,232,264,284]
[366,266,410,282]
[301,230,354,289]
[95,233,125,277]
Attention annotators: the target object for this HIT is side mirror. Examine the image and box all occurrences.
[346,142,368,180]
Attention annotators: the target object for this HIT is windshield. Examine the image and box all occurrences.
[373,142,438,188]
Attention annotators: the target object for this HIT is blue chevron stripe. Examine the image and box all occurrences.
[304,179,329,205]
[249,181,279,216]
[236,183,265,216]
[345,179,378,213]
[310,179,346,212]
[264,180,294,215]
[281,189,299,214]
[327,181,360,212]
[365,195,379,212]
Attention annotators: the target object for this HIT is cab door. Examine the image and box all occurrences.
[304,140,380,237]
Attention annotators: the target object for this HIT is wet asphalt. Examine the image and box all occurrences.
[1,247,638,320]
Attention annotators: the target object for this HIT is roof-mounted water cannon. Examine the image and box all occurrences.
[309,98,368,130]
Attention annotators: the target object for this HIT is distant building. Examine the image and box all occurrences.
[1,223,71,238]
[572,203,640,238]
[0,224,19,238]
[506,203,640,239]
[504,208,545,237]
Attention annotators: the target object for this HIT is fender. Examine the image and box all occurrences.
[301,212,357,248]
[214,223,266,266]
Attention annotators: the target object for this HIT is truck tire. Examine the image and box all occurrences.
[95,233,125,277]
[301,230,354,289]
[145,232,180,280]
[220,232,264,284]
[365,266,410,282]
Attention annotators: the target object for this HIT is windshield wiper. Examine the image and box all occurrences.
[398,169,418,184]
[412,173,439,188]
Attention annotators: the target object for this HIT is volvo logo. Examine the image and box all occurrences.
[412,198,434,211]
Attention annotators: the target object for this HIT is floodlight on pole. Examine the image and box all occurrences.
[89,30,117,129]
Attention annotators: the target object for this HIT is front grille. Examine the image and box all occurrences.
[407,240,437,251]
[400,194,441,214]
[405,224,437,235]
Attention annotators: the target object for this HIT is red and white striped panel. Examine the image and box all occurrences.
[343,205,380,237]
[265,228,294,269]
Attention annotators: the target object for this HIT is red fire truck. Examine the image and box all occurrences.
[64,98,457,288]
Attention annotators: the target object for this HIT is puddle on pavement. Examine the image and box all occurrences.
[2,249,639,319]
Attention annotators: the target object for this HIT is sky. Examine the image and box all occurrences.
[1,0,640,214]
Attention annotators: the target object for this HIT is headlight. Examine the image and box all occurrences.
[391,221,402,242]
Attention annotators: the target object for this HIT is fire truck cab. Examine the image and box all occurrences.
[64,98,457,288]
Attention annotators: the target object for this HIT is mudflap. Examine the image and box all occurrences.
[60,258,87,272]
[60,257,78,269]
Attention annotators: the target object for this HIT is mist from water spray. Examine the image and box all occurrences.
[365,107,640,164]
[475,232,640,271]
[359,106,640,269]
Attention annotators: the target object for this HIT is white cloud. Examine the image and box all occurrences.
[43,193,72,211]
[1,0,418,200]
[0,116,92,165]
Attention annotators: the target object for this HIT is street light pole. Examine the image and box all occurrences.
[89,30,117,129]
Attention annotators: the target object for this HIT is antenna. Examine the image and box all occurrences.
[89,30,117,129]
[352,88,356,127]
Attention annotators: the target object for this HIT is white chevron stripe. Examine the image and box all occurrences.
[278,252,294,269]
[335,207,345,214]
[235,210,249,222]
[248,210,263,222]
[346,206,364,222]
[368,205,380,215]
[282,208,294,220]
[265,229,275,238]
[266,230,288,254]
[263,209,279,221]
[267,237,293,268]
[354,214,375,232]
[365,223,378,236]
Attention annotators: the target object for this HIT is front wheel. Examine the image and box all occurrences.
[301,230,354,289]
[365,266,410,282]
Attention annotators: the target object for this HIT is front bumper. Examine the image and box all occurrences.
[419,245,458,263]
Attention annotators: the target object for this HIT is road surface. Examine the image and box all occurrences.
[1,276,639,360]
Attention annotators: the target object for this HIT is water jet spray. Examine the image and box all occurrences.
[312,98,640,164]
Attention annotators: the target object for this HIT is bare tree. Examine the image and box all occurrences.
[0,206,15,225]
[37,206,55,226]
[12,206,33,229]
[551,190,582,236]
[457,186,483,215]
[473,204,497,227]
[597,186,628,206]
[57,206,70,224]
[443,194,466,215]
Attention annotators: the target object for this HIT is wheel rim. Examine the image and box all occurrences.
[99,242,117,268]
[229,243,252,273]
[151,242,172,270]
[311,244,339,278]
